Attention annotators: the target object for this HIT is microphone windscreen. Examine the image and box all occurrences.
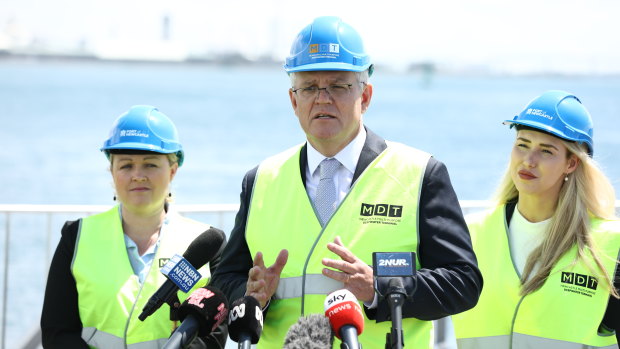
[177,286,229,337]
[228,296,263,344]
[182,227,226,269]
[283,313,334,349]
[323,289,364,339]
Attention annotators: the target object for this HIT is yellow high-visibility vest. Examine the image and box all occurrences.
[246,142,433,348]
[452,205,620,349]
[73,206,212,349]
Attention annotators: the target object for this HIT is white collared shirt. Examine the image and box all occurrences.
[121,205,168,284]
[305,128,380,307]
[305,127,367,202]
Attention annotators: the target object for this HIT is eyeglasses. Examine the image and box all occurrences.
[291,83,357,99]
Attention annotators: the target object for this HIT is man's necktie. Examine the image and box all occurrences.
[314,158,340,226]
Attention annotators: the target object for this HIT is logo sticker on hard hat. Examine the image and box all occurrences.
[309,43,340,59]
[120,129,150,138]
[526,108,553,121]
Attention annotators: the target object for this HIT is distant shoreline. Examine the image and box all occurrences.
[1,51,619,78]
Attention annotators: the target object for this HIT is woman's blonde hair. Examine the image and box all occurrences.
[494,135,619,298]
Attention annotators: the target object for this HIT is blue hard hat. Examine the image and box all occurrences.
[101,105,185,166]
[503,90,594,156]
[284,16,373,75]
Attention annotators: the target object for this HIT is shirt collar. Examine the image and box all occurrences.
[119,204,170,256]
[307,127,366,176]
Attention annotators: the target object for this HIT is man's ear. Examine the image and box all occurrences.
[361,83,373,114]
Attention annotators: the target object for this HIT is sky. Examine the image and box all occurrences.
[1,0,619,74]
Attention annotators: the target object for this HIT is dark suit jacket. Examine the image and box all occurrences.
[210,127,483,322]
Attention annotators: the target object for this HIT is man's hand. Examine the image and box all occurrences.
[245,249,288,308]
[321,236,375,303]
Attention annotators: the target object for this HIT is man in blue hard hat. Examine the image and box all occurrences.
[211,16,482,348]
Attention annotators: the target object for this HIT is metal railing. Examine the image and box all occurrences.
[1,204,239,349]
[2,201,618,349]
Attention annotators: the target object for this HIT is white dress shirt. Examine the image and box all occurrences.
[305,127,367,202]
[304,128,380,306]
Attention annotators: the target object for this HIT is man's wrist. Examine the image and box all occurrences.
[261,298,271,311]
[363,293,378,309]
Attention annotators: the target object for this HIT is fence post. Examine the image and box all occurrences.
[3,213,11,349]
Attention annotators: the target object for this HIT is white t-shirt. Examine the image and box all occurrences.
[508,205,550,276]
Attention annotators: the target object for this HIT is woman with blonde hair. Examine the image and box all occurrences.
[452,90,619,348]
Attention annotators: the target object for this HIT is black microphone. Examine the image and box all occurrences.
[139,227,226,321]
[372,252,417,349]
[283,313,334,349]
[162,286,229,349]
[228,296,263,349]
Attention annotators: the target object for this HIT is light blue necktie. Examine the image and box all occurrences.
[315,158,340,226]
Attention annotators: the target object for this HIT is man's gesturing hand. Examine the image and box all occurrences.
[322,236,375,303]
[245,249,288,308]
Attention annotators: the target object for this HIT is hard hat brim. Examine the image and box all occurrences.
[503,119,585,143]
[100,143,185,166]
[503,119,593,155]
[284,62,372,74]
[100,143,177,153]
[101,142,182,154]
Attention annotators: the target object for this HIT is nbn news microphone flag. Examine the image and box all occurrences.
[161,254,201,293]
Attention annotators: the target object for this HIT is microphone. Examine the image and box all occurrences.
[162,286,229,349]
[323,289,364,349]
[372,252,417,349]
[228,296,263,349]
[139,227,226,321]
[283,313,334,349]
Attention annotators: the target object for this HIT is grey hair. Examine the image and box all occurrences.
[289,69,370,87]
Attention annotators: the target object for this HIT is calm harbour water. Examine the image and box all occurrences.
[1,60,619,348]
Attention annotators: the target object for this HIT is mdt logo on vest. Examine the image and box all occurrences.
[159,258,170,268]
[359,203,403,225]
[360,203,402,217]
[560,272,598,297]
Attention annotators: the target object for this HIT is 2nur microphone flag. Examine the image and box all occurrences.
[372,252,414,277]
[160,254,202,292]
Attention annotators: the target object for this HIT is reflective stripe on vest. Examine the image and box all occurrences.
[275,274,342,299]
[456,335,510,349]
[81,327,168,349]
[458,335,619,349]
[246,142,433,348]
[73,206,212,348]
[453,205,620,349]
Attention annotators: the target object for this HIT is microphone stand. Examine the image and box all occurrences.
[340,324,362,349]
[237,333,252,349]
[384,278,406,349]
[372,252,416,349]
[162,316,199,349]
